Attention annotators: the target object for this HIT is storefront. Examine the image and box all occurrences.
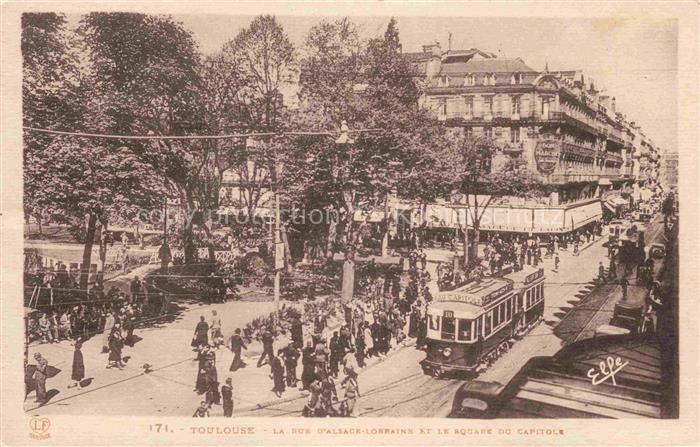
[358,198,604,236]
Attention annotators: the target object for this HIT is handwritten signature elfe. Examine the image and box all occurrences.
[587,356,629,386]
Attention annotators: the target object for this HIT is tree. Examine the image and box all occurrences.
[432,133,544,267]
[209,15,295,222]
[288,18,443,263]
[23,13,162,288]
[22,13,80,235]
[224,15,295,129]
[78,12,211,264]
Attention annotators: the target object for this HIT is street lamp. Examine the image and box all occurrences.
[336,120,357,304]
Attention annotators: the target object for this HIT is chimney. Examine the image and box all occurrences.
[422,41,441,57]
[611,97,616,114]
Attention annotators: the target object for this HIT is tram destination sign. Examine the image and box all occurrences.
[437,282,514,307]
[524,268,545,285]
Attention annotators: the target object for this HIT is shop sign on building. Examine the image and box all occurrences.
[535,139,561,174]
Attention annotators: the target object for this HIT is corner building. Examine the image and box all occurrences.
[398,43,662,235]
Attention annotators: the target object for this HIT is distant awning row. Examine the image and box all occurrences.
[353,200,602,233]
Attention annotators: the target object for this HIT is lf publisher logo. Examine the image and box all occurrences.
[29,417,51,440]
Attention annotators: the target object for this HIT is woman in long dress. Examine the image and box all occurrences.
[108,327,124,369]
[69,340,85,389]
[102,311,115,353]
[270,356,285,397]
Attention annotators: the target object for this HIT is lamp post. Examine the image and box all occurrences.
[336,121,356,304]
[272,147,284,329]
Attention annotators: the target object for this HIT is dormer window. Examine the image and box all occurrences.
[438,75,450,87]
[483,73,496,86]
[464,74,475,86]
[511,73,523,85]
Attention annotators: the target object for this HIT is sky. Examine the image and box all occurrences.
[66,14,678,152]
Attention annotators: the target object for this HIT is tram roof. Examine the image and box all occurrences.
[435,277,513,308]
[428,300,484,319]
[506,266,545,288]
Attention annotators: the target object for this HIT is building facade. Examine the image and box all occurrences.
[399,42,663,233]
[661,152,678,189]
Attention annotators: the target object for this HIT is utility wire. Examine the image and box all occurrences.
[22,126,381,140]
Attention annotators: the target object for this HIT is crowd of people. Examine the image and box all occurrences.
[186,254,435,418]
[25,276,162,347]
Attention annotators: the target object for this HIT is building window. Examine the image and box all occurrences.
[465,127,473,137]
[510,127,520,144]
[511,97,520,115]
[484,127,493,138]
[511,73,523,85]
[484,96,493,115]
[464,74,475,86]
[465,96,474,115]
[488,73,496,85]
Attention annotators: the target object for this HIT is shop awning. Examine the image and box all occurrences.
[603,201,616,213]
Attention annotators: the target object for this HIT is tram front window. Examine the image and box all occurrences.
[441,317,456,340]
[457,319,473,341]
[429,314,440,331]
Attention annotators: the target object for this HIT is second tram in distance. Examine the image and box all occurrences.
[421,266,545,377]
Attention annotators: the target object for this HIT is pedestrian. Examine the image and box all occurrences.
[130,276,142,302]
[341,374,360,417]
[320,373,338,416]
[107,326,125,369]
[195,345,210,394]
[314,337,330,377]
[620,277,629,299]
[305,377,324,416]
[123,305,136,347]
[257,327,275,368]
[193,401,210,417]
[609,260,618,281]
[204,360,220,406]
[290,315,303,349]
[69,340,85,389]
[192,316,209,351]
[278,342,300,387]
[301,340,315,391]
[342,373,359,417]
[229,328,247,371]
[598,261,606,282]
[343,347,359,378]
[363,323,375,358]
[270,355,286,398]
[554,253,560,272]
[59,310,72,340]
[210,310,223,349]
[329,332,341,378]
[38,313,54,343]
[33,352,48,404]
[221,378,234,417]
[355,324,366,368]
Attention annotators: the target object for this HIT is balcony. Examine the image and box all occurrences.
[606,133,625,147]
[605,152,624,164]
[549,111,601,137]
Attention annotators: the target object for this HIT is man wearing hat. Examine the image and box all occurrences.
[221,378,234,417]
[229,328,247,371]
[278,342,300,387]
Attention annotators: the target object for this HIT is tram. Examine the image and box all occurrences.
[420,267,545,377]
